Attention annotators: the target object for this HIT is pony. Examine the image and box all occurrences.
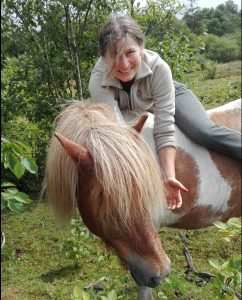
[44,99,241,300]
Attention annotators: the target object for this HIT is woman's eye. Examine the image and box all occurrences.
[127,50,135,56]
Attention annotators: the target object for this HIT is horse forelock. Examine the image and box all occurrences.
[46,102,166,234]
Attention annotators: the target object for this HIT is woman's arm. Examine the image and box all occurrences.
[158,146,188,210]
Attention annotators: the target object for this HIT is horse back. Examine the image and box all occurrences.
[140,100,241,229]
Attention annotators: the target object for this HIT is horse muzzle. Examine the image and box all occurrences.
[129,262,171,288]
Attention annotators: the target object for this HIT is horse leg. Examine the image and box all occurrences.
[136,286,153,300]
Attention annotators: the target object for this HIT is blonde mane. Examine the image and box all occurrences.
[45,102,166,231]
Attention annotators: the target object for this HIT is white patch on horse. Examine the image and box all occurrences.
[208,99,241,113]
[175,126,232,211]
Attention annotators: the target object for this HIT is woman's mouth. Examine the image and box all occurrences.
[118,68,132,74]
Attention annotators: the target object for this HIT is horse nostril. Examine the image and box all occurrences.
[148,276,162,288]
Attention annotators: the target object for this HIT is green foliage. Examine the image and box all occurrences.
[135,2,196,81]
[204,61,218,79]
[62,218,91,264]
[71,287,117,300]
[205,34,241,63]
[209,255,241,299]
[208,218,241,299]
[184,0,240,36]
[100,290,118,300]
[71,288,91,300]
[213,218,241,244]
[183,9,206,35]
[1,138,38,213]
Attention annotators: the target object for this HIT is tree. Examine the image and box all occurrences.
[207,18,222,36]
[183,0,240,36]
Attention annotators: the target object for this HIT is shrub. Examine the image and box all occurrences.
[208,218,241,299]
[205,34,240,62]
[204,61,218,79]
[1,138,38,213]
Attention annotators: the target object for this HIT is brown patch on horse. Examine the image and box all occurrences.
[173,148,200,215]
[171,148,216,229]
[132,115,149,133]
[209,109,241,132]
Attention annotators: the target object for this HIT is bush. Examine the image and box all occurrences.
[1,138,38,214]
[209,218,241,299]
[2,116,51,195]
[205,34,240,62]
[204,61,218,79]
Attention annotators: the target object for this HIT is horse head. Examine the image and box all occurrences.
[46,103,170,288]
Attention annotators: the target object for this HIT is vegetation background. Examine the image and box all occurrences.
[1,0,241,299]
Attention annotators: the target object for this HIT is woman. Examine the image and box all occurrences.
[89,15,241,210]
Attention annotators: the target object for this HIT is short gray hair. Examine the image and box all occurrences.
[99,15,144,58]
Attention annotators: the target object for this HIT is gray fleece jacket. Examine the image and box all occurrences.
[88,49,175,151]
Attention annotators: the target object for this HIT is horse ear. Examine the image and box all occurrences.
[54,133,92,166]
[132,115,148,133]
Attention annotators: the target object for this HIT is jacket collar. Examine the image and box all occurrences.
[101,55,152,88]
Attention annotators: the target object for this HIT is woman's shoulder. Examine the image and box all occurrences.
[143,49,171,72]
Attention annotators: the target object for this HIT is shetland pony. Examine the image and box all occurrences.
[44,99,241,300]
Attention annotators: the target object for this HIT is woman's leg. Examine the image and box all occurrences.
[174,82,241,160]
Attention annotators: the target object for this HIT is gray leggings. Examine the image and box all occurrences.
[174,81,241,160]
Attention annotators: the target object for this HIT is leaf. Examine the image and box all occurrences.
[5,152,19,173]
[157,291,168,299]
[13,162,25,179]
[7,199,24,213]
[98,255,105,262]
[107,290,117,300]
[72,286,83,298]
[12,143,24,155]
[79,291,90,300]
[209,259,222,270]
[1,182,16,188]
[16,141,30,151]
[4,187,18,194]
[13,192,31,203]
[21,157,38,174]
[213,221,227,230]
[223,237,231,243]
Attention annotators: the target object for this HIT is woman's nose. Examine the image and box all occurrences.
[117,55,129,69]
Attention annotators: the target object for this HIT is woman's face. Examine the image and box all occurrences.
[105,37,143,82]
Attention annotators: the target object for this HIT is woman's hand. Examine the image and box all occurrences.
[157,147,188,210]
[165,177,188,210]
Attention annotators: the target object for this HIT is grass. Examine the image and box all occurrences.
[2,203,241,300]
[184,60,241,109]
[1,60,241,300]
